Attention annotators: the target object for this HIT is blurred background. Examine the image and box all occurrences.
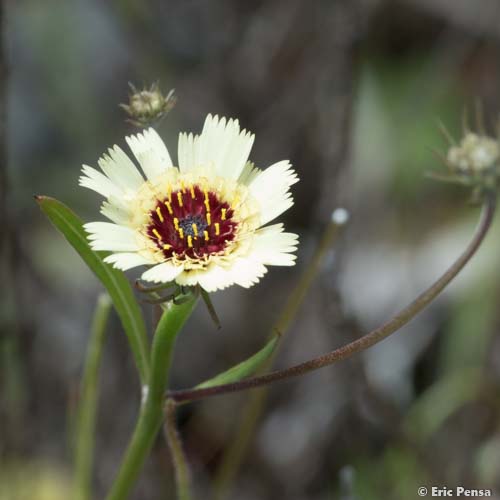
[2,0,500,499]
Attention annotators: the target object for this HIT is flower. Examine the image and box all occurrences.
[80,114,299,292]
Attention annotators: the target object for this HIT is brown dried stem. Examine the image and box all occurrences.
[168,194,496,404]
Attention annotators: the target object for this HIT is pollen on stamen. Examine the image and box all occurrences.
[204,190,210,211]
[174,217,179,230]
[165,201,173,215]
[190,186,195,199]
[221,208,227,220]
[187,235,193,248]
[177,192,183,207]
[152,228,162,240]
[178,227,184,239]
[156,207,164,222]
[204,230,209,241]
[206,212,211,226]
[215,222,220,236]
[192,223,198,237]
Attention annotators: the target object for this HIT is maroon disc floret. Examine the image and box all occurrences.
[146,185,237,260]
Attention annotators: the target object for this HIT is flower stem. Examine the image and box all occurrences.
[106,296,198,500]
[168,195,496,403]
[74,293,111,500]
[164,399,192,500]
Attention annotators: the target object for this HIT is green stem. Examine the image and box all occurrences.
[106,296,198,500]
[164,399,192,500]
[74,293,112,500]
[168,195,496,403]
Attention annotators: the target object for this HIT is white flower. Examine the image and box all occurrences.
[80,114,299,292]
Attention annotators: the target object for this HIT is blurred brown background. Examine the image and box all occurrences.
[2,0,500,499]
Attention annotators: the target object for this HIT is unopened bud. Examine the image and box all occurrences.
[120,83,176,127]
[447,133,499,174]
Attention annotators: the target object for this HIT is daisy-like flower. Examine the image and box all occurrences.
[80,114,299,292]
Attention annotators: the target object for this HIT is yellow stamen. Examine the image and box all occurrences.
[152,228,162,240]
[177,192,183,207]
[204,230,209,241]
[163,244,171,250]
[206,212,211,226]
[178,227,184,239]
[190,186,195,199]
[192,223,198,237]
[187,235,193,248]
[164,201,173,215]
[173,217,179,230]
[215,223,220,236]
[221,208,227,220]
[156,207,164,222]
[204,190,210,211]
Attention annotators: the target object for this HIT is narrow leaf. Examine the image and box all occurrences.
[74,293,111,500]
[36,196,150,384]
[196,333,280,389]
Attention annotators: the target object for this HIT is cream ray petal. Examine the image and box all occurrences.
[175,269,207,288]
[141,262,184,283]
[103,252,153,271]
[238,161,262,185]
[196,114,254,180]
[194,265,236,292]
[126,128,173,181]
[98,146,144,192]
[100,200,130,225]
[230,258,268,288]
[249,160,299,225]
[178,132,200,173]
[84,222,140,251]
[79,165,123,199]
[251,224,299,266]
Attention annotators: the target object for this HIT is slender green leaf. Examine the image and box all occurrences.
[404,368,481,443]
[74,293,111,500]
[36,196,150,383]
[196,333,280,389]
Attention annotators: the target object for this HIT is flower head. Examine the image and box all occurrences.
[80,114,299,292]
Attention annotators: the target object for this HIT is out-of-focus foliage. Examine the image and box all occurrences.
[0,462,72,500]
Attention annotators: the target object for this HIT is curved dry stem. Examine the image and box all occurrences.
[168,195,496,403]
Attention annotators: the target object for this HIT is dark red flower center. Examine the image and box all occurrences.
[146,184,237,260]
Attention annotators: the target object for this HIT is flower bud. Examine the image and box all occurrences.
[120,83,176,127]
[447,133,499,174]
[429,123,500,200]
